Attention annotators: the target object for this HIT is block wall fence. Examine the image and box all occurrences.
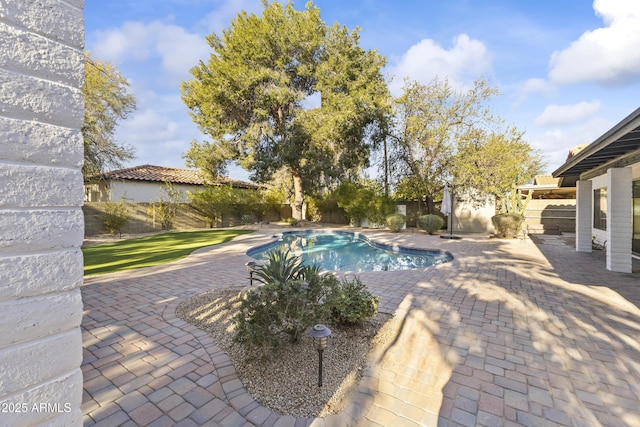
[0,1,85,425]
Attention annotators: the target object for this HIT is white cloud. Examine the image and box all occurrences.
[388,34,492,94]
[534,101,601,126]
[548,0,640,85]
[200,0,262,35]
[512,78,556,106]
[93,21,210,81]
[529,115,612,172]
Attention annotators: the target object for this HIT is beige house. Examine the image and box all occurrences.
[553,107,640,273]
[84,164,257,202]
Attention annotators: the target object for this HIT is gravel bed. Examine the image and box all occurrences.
[176,287,397,418]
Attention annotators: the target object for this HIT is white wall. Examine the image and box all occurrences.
[453,194,496,234]
[86,181,202,202]
[0,1,85,425]
[110,181,200,203]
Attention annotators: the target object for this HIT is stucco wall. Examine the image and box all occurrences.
[0,0,85,425]
[86,180,201,202]
[453,194,496,234]
[523,199,576,233]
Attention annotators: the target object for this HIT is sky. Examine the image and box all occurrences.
[84,0,640,182]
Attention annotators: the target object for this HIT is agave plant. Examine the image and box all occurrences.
[254,248,305,285]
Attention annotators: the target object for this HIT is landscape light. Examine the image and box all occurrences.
[308,324,331,387]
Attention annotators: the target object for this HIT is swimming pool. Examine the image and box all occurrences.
[247,230,453,272]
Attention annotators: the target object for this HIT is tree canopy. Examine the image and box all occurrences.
[387,77,544,213]
[83,51,136,177]
[181,1,389,219]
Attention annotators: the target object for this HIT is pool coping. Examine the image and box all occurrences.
[245,229,454,271]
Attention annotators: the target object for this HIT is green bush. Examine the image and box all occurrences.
[234,250,380,351]
[103,198,130,237]
[305,197,322,222]
[240,214,254,225]
[335,181,393,226]
[327,277,379,325]
[285,217,299,226]
[491,213,524,238]
[386,214,406,232]
[234,250,335,349]
[418,214,444,235]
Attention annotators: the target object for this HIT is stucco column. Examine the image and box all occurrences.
[606,168,632,273]
[575,180,593,252]
[0,0,85,425]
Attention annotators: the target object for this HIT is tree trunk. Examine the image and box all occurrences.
[292,169,304,220]
[425,194,436,214]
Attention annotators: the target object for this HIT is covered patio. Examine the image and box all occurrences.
[554,107,640,273]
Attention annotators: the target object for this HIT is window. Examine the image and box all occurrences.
[593,188,607,230]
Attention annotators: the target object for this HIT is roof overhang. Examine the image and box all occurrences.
[552,107,640,187]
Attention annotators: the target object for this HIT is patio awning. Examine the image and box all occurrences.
[553,107,640,187]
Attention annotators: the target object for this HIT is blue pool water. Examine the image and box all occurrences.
[247,231,453,272]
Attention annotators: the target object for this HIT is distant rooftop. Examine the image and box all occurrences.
[91,164,257,189]
[533,175,561,186]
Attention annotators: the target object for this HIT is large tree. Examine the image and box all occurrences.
[388,77,542,213]
[181,1,389,219]
[83,51,136,177]
[453,127,545,198]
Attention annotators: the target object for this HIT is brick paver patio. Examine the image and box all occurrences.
[81,228,640,426]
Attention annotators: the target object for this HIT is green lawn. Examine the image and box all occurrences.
[83,229,254,276]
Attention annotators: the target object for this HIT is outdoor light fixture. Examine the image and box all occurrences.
[245,261,259,286]
[308,324,331,387]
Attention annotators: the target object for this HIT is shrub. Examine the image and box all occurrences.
[386,213,406,232]
[491,213,524,238]
[240,214,254,225]
[234,252,336,350]
[150,182,183,230]
[418,214,444,235]
[305,197,322,222]
[234,250,380,352]
[103,198,130,237]
[335,181,393,226]
[285,217,299,226]
[327,277,379,325]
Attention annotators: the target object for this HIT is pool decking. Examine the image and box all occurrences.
[81,228,640,426]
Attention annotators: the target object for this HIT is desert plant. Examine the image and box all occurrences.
[150,181,183,230]
[327,277,379,325]
[234,250,380,351]
[240,214,254,225]
[491,213,524,238]
[386,213,406,232]
[418,214,444,235]
[234,254,337,349]
[501,184,532,215]
[253,249,305,285]
[103,198,130,237]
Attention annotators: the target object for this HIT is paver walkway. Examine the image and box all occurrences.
[81,228,640,426]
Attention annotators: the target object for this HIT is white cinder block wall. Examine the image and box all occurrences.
[0,0,85,425]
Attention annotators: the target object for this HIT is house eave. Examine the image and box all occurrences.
[552,107,640,185]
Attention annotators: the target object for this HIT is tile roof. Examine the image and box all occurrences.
[92,165,257,189]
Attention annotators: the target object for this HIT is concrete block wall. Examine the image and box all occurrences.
[606,168,632,273]
[0,0,85,426]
